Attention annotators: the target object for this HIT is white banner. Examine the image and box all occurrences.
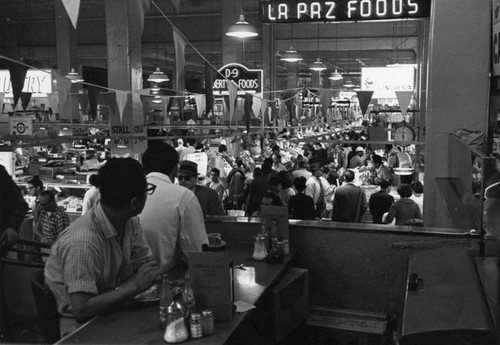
[0,69,52,97]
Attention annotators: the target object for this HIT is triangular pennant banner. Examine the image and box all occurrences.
[395,91,414,118]
[260,99,267,120]
[356,90,374,116]
[318,89,335,119]
[172,26,186,91]
[77,92,89,114]
[8,62,29,108]
[128,0,151,55]
[244,94,253,133]
[61,0,81,30]
[115,90,129,123]
[172,0,180,13]
[205,61,215,117]
[228,81,238,123]
[20,92,32,110]
[99,92,117,116]
[193,94,205,118]
[140,94,151,115]
[252,96,262,119]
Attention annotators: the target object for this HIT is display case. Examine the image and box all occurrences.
[17,179,90,215]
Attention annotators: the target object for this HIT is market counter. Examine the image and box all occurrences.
[56,243,297,345]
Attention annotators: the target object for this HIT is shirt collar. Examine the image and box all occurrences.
[147,171,173,184]
[94,203,119,239]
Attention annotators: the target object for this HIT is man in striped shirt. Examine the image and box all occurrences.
[45,158,160,337]
[33,190,70,245]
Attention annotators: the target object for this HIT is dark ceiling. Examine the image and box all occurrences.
[0,0,428,89]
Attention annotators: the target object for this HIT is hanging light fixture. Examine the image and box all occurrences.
[329,68,343,81]
[148,7,169,84]
[148,67,169,83]
[329,24,343,81]
[225,11,258,38]
[66,68,84,83]
[151,83,160,93]
[309,24,326,72]
[152,95,162,104]
[343,79,355,88]
[281,25,302,62]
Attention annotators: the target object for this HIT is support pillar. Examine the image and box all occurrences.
[423,0,490,227]
[54,0,80,123]
[105,0,146,158]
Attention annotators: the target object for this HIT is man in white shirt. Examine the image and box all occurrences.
[179,138,196,161]
[139,142,208,273]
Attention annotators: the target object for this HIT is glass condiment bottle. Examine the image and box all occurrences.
[189,313,203,339]
[182,272,196,318]
[164,301,189,343]
[252,233,268,261]
[201,309,215,335]
[159,274,172,329]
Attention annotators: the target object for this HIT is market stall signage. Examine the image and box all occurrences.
[0,69,52,97]
[361,66,415,92]
[259,0,430,23]
[9,116,33,135]
[213,63,263,95]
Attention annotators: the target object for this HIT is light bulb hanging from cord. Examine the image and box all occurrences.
[281,25,302,62]
[225,10,258,38]
[66,68,84,83]
[329,24,343,81]
[147,7,169,84]
[309,24,326,72]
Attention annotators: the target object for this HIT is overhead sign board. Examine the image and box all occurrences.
[259,0,430,23]
[361,66,415,92]
[0,69,52,97]
[213,63,263,95]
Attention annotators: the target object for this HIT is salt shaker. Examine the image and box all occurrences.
[189,313,203,339]
[201,309,215,335]
[164,301,188,343]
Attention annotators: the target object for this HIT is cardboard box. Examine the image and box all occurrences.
[252,267,309,342]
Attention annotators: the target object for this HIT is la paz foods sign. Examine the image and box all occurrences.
[213,64,263,95]
[259,0,430,23]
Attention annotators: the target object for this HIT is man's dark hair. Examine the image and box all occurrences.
[89,174,100,188]
[379,180,391,190]
[269,176,282,189]
[235,158,243,167]
[142,142,179,175]
[261,162,272,175]
[372,154,383,165]
[397,184,413,198]
[411,181,423,194]
[39,190,55,202]
[344,170,355,182]
[99,158,146,209]
[28,175,44,190]
[293,176,307,192]
[211,168,220,176]
[195,143,204,150]
[272,145,280,152]
[218,144,227,153]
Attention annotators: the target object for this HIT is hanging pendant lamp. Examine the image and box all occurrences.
[225,11,258,38]
[310,58,327,72]
[148,67,169,83]
[66,68,84,83]
[343,79,355,88]
[281,46,303,62]
[329,68,343,81]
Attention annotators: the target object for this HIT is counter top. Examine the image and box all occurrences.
[56,243,296,345]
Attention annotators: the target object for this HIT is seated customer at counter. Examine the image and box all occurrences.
[45,158,160,337]
[383,183,422,226]
[139,144,208,273]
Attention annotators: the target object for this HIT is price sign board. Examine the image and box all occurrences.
[213,63,263,95]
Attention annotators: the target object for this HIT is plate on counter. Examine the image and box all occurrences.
[206,241,227,251]
[134,284,160,303]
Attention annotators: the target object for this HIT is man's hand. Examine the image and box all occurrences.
[132,261,160,294]
[0,227,19,254]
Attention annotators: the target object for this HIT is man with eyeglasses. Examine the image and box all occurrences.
[33,190,70,245]
[139,143,208,274]
[45,158,160,337]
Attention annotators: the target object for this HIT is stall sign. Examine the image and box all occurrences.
[9,116,33,136]
[259,0,430,23]
[361,66,415,98]
[186,152,208,177]
[0,152,15,176]
[213,63,263,95]
[0,69,52,98]
[493,0,500,76]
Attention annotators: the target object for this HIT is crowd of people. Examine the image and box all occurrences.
[0,131,428,338]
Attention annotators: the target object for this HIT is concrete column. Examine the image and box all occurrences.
[54,0,79,123]
[222,0,243,65]
[105,0,146,157]
[423,0,490,227]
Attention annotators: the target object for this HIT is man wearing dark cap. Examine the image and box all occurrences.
[331,169,367,223]
[178,160,225,216]
[139,144,208,273]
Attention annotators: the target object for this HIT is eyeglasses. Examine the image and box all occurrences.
[177,175,193,181]
[145,183,157,195]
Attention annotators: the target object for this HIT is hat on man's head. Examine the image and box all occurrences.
[355,146,365,152]
[178,160,198,176]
